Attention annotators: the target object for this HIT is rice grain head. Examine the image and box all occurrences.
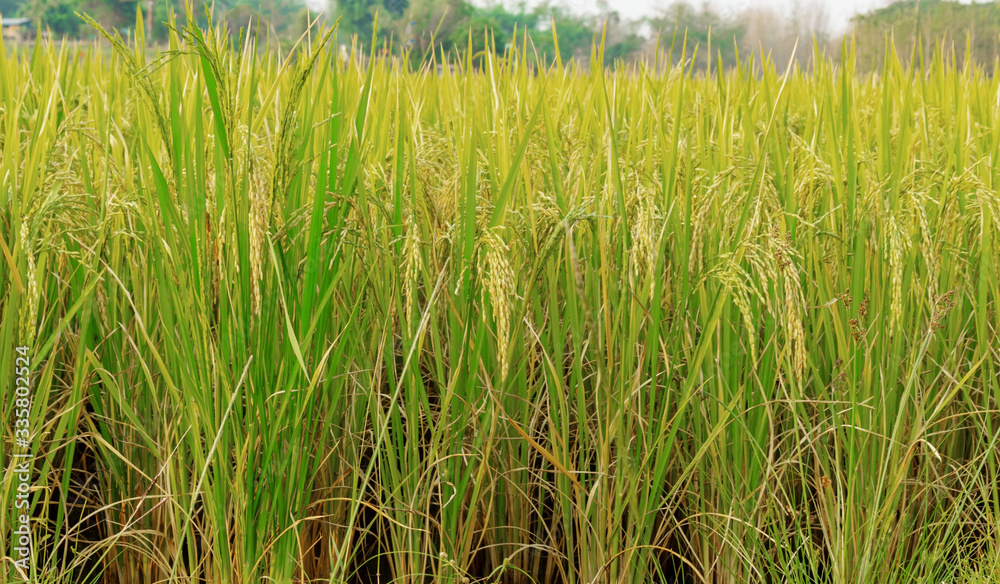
[18,221,39,347]
[483,227,514,382]
[403,214,422,326]
[214,203,226,301]
[249,171,268,316]
[630,186,658,298]
[785,269,807,384]
[886,213,911,338]
[914,198,938,305]
[771,226,806,382]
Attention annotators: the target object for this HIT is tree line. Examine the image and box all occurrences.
[2,0,1000,72]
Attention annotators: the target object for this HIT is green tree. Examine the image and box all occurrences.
[450,3,529,57]
[532,2,600,61]
[333,0,410,47]
[218,0,310,41]
[20,0,90,35]
[436,1,640,66]
[0,0,23,18]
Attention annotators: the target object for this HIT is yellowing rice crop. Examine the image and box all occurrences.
[1,15,999,584]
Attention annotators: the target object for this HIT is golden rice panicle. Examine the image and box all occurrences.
[213,201,226,301]
[531,191,562,244]
[914,199,938,306]
[784,267,807,384]
[249,171,268,316]
[769,224,806,382]
[18,221,39,347]
[886,213,911,338]
[722,261,759,365]
[403,214,422,326]
[630,185,658,297]
[688,193,710,277]
[483,227,514,382]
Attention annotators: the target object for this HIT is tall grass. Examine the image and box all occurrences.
[1,14,999,584]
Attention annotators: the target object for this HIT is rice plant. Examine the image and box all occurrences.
[1,13,999,584]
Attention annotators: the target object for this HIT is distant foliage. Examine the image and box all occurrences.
[850,0,1000,72]
[0,0,18,17]
[648,2,744,71]
[0,0,309,40]
[10,0,1000,74]
[334,0,411,47]
[647,0,833,73]
[332,0,644,66]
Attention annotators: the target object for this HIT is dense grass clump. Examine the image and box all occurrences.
[1,16,999,584]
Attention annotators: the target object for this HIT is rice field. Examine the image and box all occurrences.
[1,14,999,584]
